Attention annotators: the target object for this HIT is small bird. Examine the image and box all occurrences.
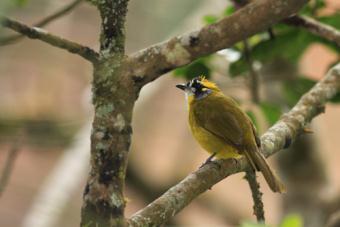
[176,76,285,193]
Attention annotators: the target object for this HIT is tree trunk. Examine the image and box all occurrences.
[81,56,136,226]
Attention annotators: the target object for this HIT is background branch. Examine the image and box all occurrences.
[128,64,340,226]
[0,16,99,62]
[0,0,84,46]
[126,0,307,87]
[244,170,265,222]
[284,15,340,46]
[0,133,23,197]
[243,39,261,104]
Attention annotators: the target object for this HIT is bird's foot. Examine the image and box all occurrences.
[199,153,217,169]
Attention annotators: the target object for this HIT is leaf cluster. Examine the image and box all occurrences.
[174,0,340,126]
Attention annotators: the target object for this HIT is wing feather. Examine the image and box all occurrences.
[192,95,248,148]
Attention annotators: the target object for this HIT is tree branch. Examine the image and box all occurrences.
[97,0,129,54]
[0,16,99,63]
[125,0,307,87]
[128,64,340,226]
[80,1,131,226]
[0,0,84,46]
[284,15,340,47]
[243,39,260,104]
[244,170,265,222]
[0,134,23,197]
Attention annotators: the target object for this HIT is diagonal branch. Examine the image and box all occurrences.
[0,133,23,197]
[284,15,340,47]
[0,16,99,63]
[0,0,84,46]
[128,64,340,226]
[125,0,307,87]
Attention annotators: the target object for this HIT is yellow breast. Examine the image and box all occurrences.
[188,96,241,159]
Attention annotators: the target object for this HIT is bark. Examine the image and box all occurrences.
[126,0,308,87]
[80,1,133,226]
[284,15,340,47]
[0,16,99,62]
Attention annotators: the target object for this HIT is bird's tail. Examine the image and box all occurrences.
[244,145,286,193]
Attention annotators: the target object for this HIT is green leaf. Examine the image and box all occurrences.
[174,56,211,80]
[318,13,340,28]
[300,0,326,16]
[283,77,316,107]
[330,92,340,103]
[15,0,27,6]
[280,214,303,227]
[228,28,315,77]
[203,15,219,24]
[246,111,258,131]
[223,5,235,16]
[229,57,248,77]
[260,102,282,125]
[251,29,313,64]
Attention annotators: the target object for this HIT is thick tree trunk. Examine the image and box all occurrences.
[80,0,131,225]
[81,57,136,226]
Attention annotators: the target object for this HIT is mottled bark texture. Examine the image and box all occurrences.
[128,64,340,226]
[80,1,131,226]
[126,0,308,87]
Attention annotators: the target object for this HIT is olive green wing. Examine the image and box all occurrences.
[193,97,247,148]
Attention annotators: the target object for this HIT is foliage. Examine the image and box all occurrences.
[174,0,340,126]
[0,0,28,12]
[240,213,303,227]
[246,110,258,130]
[284,77,340,107]
[259,102,282,126]
[174,56,212,80]
[280,214,304,227]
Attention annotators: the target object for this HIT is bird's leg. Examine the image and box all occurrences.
[199,152,217,169]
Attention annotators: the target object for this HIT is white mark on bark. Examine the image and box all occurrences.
[163,43,190,66]
[114,113,125,131]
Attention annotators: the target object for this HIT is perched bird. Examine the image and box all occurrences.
[176,76,285,193]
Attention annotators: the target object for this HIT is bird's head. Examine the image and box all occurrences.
[176,76,220,100]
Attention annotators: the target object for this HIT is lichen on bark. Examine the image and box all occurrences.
[81,1,132,226]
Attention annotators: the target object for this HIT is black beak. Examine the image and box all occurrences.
[176,84,187,91]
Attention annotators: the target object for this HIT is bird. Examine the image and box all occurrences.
[176,76,285,193]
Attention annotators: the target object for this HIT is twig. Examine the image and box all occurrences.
[243,38,264,222]
[0,0,84,46]
[244,170,265,222]
[128,64,340,226]
[0,134,23,196]
[284,15,340,46]
[126,0,307,88]
[243,39,260,104]
[326,211,340,227]
[229,3,264,222]
[0,16,99,63]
